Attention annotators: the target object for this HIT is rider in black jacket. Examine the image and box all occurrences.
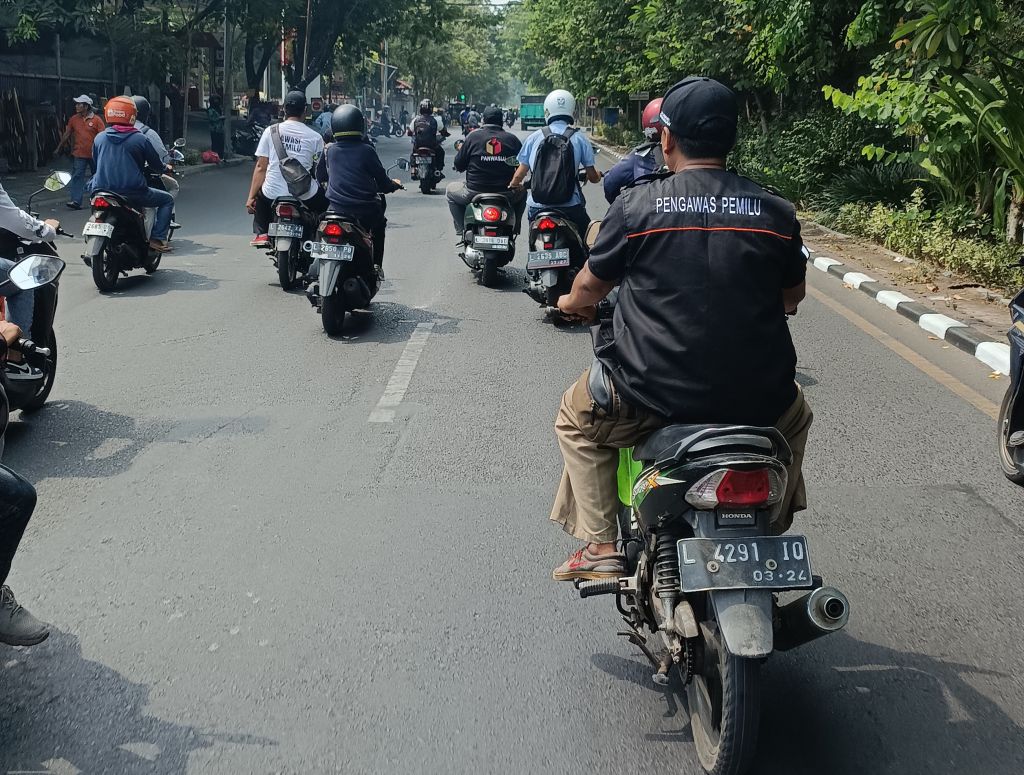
[0,465,49,646]
[316,105,403,269]
[446,106,525,239]
[409,99,448,176]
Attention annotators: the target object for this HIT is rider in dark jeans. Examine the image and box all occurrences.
[0,465,49,646]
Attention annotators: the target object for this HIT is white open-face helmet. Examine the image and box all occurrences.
[544,89,576,123]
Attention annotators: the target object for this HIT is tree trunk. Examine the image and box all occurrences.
[245,35,277,92]
[753,91,770,135]
[1007,187,1024,245]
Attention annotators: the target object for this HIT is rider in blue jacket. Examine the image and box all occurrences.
[602,98,666,204]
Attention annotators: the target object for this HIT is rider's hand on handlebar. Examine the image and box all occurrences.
[44,218,60,230]
[392,178,405,190]
[508,181,525,193]
[556,296,597,324]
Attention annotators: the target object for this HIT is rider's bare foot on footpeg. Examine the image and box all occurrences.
[552,543,625,581]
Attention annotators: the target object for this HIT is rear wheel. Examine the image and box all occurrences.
[322,291,346,336]
[687,620,761,775]
[420,175,432,195]
[997,387,1024,484]
[142,250,162,274]
[91,240,118,292]
[277,246,298,290]
[20,330,56,412]
[480,253,499,287]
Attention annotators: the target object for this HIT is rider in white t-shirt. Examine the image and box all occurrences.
[245,90,326,246]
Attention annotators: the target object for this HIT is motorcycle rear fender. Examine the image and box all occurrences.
[319,258,344,298]
[83,235,107,259]
[541,269,559,287]
[710,589,774,658]
[275,237,293,253]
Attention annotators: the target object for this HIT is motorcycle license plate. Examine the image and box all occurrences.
[83,221,114,238]
[677,535,813,592]
[415,156,433,165]
[310,242,354,261]
[527,248,570,270]
[474,235,510,248]
[269,222,304,238]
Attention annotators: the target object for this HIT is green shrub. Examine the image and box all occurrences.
[817,162,925,213]
[731,108,892,206]
[818,191,1024,291]
[595,122,642,149]
[183,149,201,166]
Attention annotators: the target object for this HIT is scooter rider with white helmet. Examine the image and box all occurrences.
[509,89,602,238]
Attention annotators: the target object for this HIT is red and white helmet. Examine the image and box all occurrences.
[642,98,664,141]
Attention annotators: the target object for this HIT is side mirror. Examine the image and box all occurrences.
[44,171,72,191]
[173,138,186,148]
[8,255,66,291]
[396,158,409,170]
[171,149,185,163]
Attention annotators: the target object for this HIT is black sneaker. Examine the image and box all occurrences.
[4,362,43,381]
[65,202,82,211]
[0,585,49,647]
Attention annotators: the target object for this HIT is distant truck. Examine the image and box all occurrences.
[519,95,545,130]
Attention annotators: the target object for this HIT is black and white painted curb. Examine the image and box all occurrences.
[806,251,1011,375]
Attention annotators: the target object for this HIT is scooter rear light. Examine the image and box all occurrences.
[323,223,344,237]
[482,206,502,222]
[684,468,782,509]
[92,196,111,209]
[276,204,296,218]
[536,217,558,231]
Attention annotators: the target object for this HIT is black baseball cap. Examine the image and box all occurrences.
[284,90,307,110]
[482,106,503,125]
[659,76,738,147]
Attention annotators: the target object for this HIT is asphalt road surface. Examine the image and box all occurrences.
[1,133,1021,775]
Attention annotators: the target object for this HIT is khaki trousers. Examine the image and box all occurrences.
[549,370,813,543]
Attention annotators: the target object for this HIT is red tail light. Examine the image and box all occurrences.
[482,206,502,222]
[536,217,558,231]
[276,204,296,218]
[323,223,343,237]
[715,469,771,506]
[92,196,111,209]
[685,468,782,509]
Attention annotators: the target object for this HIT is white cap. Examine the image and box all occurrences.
[73,94,93,106]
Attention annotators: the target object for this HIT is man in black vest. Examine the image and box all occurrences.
[548,77,814,581]
[446,106,525,240]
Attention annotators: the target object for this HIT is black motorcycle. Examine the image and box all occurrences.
[0,254,66,455]
[267,196,321,290]
[233,122,266,158]
[524,209,588,309]
[82,151,183,293]
[998,282,1024,484]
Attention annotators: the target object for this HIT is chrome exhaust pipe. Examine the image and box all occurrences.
[774,586,850,652]
[462,246,482,269]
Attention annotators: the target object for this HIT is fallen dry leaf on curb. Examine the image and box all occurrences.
[990,372,1003,380]
[928,336,939,340]
[928,284,940,292]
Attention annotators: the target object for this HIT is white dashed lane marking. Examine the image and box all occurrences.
[368,322,436,423]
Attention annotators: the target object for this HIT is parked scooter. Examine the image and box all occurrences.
[0,254,67,455]
[82,139,185,292]
[266,196,322,290]
[998,275,1024,484]
[304,160,405,335]
[233,122,266,158]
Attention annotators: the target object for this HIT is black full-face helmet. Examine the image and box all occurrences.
[132,95,152,124]
[331,104,365,139]
[419,99,433,115]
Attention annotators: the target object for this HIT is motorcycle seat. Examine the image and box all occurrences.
[413,147,436,156]
[532,210,582,239]
[633,425,792,467]
[471,193,511,206]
